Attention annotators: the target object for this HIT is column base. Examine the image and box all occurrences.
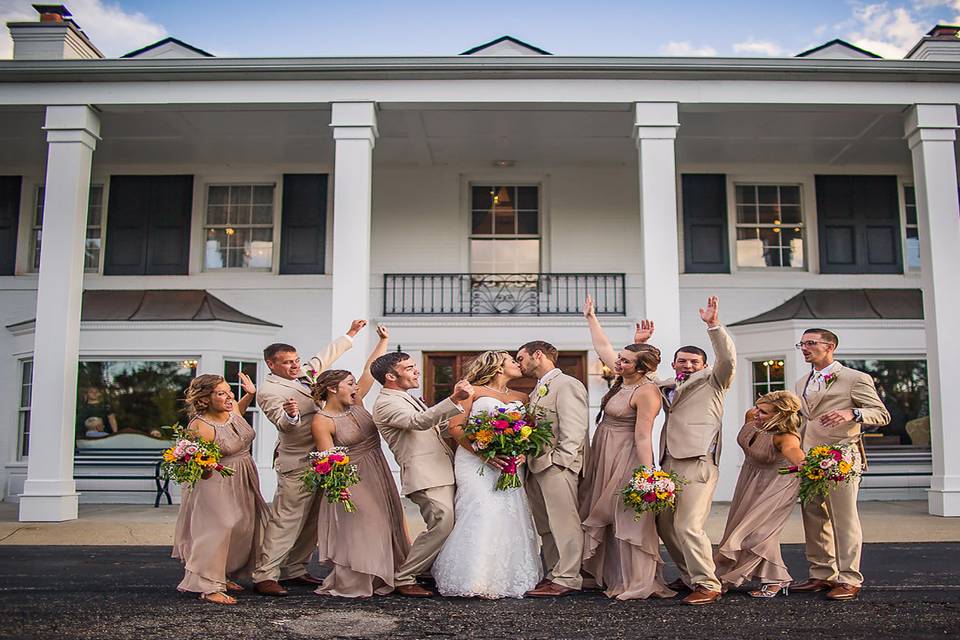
[18,492,79,522]
[927,489,960,517]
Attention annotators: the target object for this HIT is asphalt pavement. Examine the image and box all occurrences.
[1,543,958,640]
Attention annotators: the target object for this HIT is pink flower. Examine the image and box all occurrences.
[316,461,332,474]
[831,450,843,461]
[492,420,510,431]
[329,454,345,463]
[185,444,199,455]
[643,492,657,503]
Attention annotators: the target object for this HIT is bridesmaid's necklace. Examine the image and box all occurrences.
[482,384,510,394]
[197,412,230,428]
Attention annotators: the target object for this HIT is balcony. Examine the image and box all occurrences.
[383,273,625,316]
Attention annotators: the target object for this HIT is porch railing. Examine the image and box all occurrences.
[383,273,626,316]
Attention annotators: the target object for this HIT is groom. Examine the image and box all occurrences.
[517,340,590,597]
[371,351,474,597]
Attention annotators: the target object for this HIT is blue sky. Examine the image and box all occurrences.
[2,0,960,59]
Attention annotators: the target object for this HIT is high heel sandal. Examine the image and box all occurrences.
[748,582,790,598]
[199,591,237,605]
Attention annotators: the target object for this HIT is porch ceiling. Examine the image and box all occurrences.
[0,103,921,170]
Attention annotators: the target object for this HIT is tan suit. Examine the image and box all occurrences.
[795,363,890,587]
[655,325,735,592]
[252,336,352,583]
[372,388,463,586]
[525,371,590,590]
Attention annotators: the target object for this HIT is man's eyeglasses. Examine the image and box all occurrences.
[795,340,831,349]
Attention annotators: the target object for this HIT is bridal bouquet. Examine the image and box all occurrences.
[463,405,553,491]
[621,465,683,518]
[159,424,234,487]
[779,442,859,504]
[301,447,360,512]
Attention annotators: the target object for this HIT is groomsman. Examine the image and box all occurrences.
[371,351,473,597]
[636,296,735,605]
[252,319,367,596]
[517,340,590,597]
[791,328,889,601]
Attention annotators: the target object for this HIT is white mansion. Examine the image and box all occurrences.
[1,6,958,522]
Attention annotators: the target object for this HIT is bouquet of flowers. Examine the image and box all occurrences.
[301,447,360,513]
[621,465,684,518]
[779,442,860,504]
[463,404,554,491]
[159,424,234,487]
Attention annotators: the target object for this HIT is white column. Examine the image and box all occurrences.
[19,105,100,522]
[329,102,377,375]
[634,102,682,376]
[904,104,960,516]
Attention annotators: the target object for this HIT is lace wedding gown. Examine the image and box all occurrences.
[432,397,543,598]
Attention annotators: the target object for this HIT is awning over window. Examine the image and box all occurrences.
[6,290,280,329]
[730,288,923,326]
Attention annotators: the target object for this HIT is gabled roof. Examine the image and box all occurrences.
[796,39,882,59]
[6,290,279,329]
[461,35,552,56]
[122,37,213,59]
[729,289,922,326]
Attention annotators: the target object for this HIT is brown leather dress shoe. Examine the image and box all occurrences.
[280,574,324,587]
[790,578,835,593]
[826,584,861,600]
[525,581,577,598]
[681,585,721,606]
[254,580,288,597]
[666,578,690,592]
[395,584,434,598]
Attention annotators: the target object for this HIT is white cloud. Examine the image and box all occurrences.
[845,2,928,58]
[0,0,166,59]
[733,39,785,56]
[659,41,717,56]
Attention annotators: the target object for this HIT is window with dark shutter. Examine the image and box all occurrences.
[815,175,902,274]
[681,174,729,273]
[0,176,22,276]
[104,175,193,275]
[279,174,327,274]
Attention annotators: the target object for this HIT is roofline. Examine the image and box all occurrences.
[2,55,960,83]
[796,39,882,59]
[461,35,552,56]
[121,36,214,59]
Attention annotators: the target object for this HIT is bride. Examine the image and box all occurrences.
[431,350,543,598]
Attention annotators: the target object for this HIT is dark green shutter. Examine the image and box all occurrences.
[280,174,327,274]
[682,174,729,273]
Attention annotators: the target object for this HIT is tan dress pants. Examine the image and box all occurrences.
[252,467,322,583]
[800,455,864,586]
[395,484,456,587]
[525,464,583,590]
[656,455,721,592]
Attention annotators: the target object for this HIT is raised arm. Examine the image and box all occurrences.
[310,413,336,452]
[303,319,367,375]
[357,325,390,400]
[631,384,661,467]
[234,372,257,415]
[701,296,736,391]
[583,294,617,369]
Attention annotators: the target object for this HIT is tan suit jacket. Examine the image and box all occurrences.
[527,373,590,475]
[657,325,736,465]
[257,335,353,473]
[372,388,463,496]
[794,363,891,460]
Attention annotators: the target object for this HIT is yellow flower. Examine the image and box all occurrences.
[507,411,522,420]
[656,491,668,499]
[335,455,350,466]
[537,385,549,397]
[806,469,825,481]
[811,446,831,457]
[653,470,668,478]
[519,426,532,440]
[838,461,852,474]
[475,429,494,447]
[162,450,176,462]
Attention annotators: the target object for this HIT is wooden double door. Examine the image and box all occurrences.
[422,351,587,405]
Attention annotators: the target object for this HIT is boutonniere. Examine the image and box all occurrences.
[675,372,689,386]
[821,371,839,389]
[537,383,550,398]
[304,366,320,385]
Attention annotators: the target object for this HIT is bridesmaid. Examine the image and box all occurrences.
[310,325,411,597]
[579,296,675,600]
[173,372,268,605]
[714,390,806,598]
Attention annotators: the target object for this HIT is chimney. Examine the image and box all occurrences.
[905,24,960,61]
[6,4,104,60]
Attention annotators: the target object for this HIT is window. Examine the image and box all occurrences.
[839,359,929,450]
[204,184,275,270]
[32,185,105,273]
[224,359,258,427]
[75,360,198,445]
[17,359,32,459]
[751,358,786,399]
[734,184,804,268]
[469,185,540,273]
[903,185,920,271]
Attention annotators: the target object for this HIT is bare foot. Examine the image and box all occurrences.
[199,591,237,605]
[225,580,244,592]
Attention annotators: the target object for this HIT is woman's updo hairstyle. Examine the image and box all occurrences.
[311,369,353,405]
[185,374,226,417]
[596,343,662,424]
[754,390,802,436]
[463,350,510,387]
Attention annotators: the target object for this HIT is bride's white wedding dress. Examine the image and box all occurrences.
[432,396,543,598]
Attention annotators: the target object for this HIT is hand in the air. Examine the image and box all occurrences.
[634,320,654,344]
[451,379,474,403]
[347,319,368,337]
[699,296,720,328]
[582,295,596,319]
[376,324,389,340]
[238,372,256,395]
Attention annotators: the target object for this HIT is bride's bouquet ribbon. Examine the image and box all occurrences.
[464,405,554,491]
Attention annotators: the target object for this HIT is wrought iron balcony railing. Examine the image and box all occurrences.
[383,273,625,316]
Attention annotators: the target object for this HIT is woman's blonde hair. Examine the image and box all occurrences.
[185,374,226,417]
[754,389,802,436]
[463,350,510,387]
